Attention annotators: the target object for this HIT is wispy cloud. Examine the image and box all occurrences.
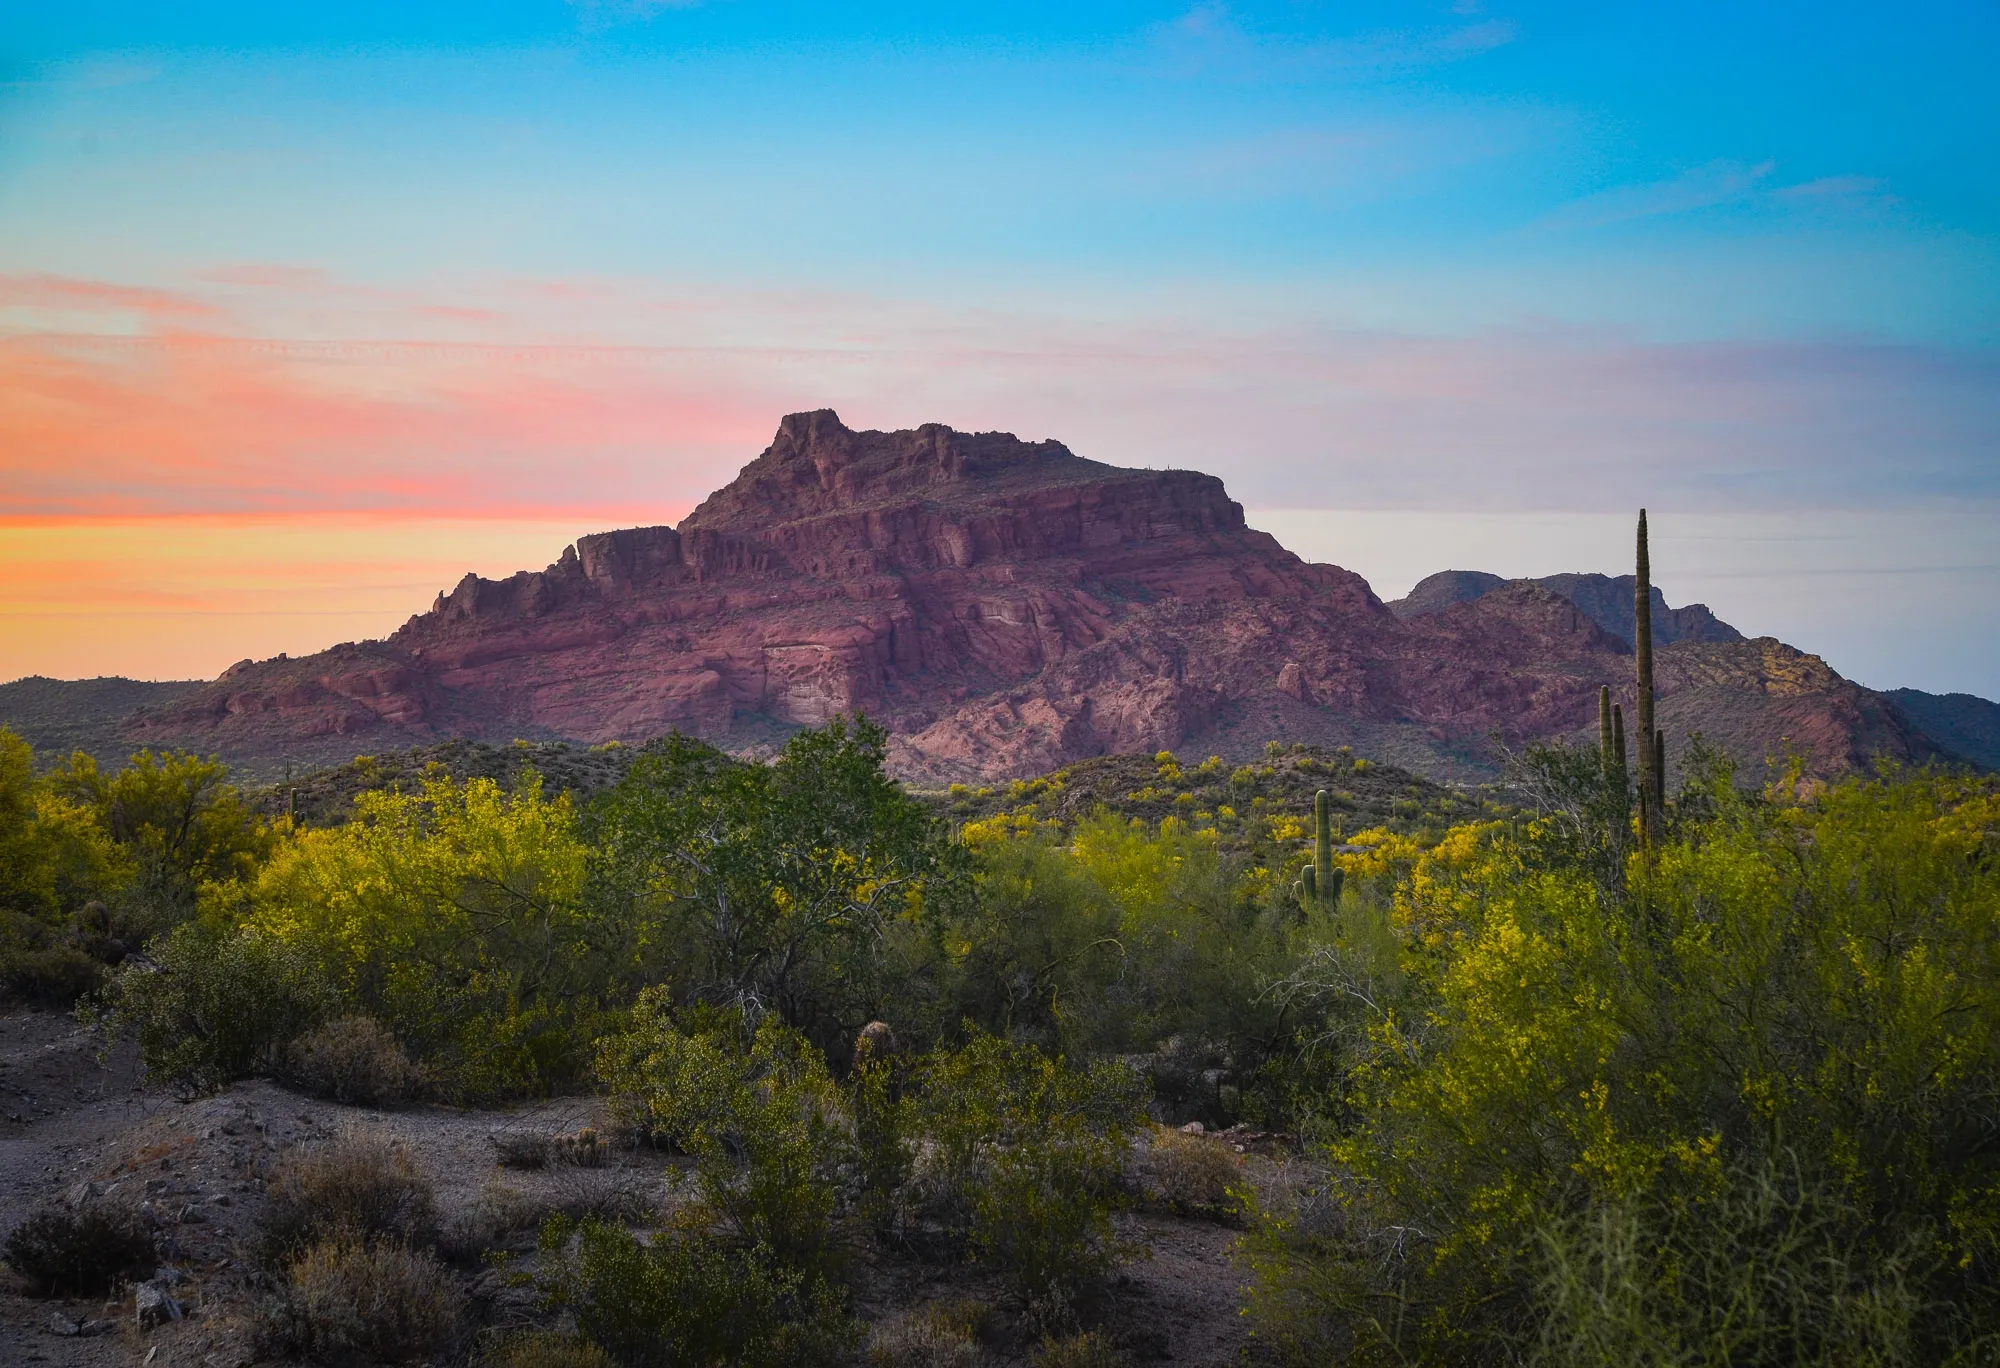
[1147,3,1518,79]
[2,269,1993,525]
[1544,159,1776,229]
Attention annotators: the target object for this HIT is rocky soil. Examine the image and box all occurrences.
[0,1008,1280,1367]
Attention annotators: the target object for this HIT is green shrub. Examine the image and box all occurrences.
[907,1035,1146,1305]
[0,911,104,1007]
[96,916,333,1095]
[3,1200,155,1294]
[1526,1157,1947,1368]
[230,770,612,1102]
[538,1216,861,1368]
[598,992,848,1277]
[47,747,273,937]
[260,1127,438,1264]
[286,1015,424,1106]
[256,1235,464,1364]
[592,718,972,1056]
[1242,767,2000,1365]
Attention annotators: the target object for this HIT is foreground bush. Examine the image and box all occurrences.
[260,1128,438,1263]
[256,1235,464,1364]
[538,1216,860,1368]
[286,1015,424,1106]
[96,917,333,1095]
[599,993,849,1278]
[3,1200,154,1294]
[907,1035,1147,1308]
[1144,1127,1241,1216]
[0,910,105,1007]
[1243,766,2000,1365]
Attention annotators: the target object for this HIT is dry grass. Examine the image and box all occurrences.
[257,1235,464,1364]
[260,1126,438,1262]
[867,1299,993,1367]
[1146,1127,1242,1216]
[437,1182,545,1264]
[1032,1329,1128,1368]
[286,1015,424,1107]
[483,1329,616,1368]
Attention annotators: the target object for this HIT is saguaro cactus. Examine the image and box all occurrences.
[1598,685,1614,775]
[1294,788,1345,913]
[1634,510,1663,844]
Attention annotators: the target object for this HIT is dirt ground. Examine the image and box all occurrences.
[0,1008,1276,1367]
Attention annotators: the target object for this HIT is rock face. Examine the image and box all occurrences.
[126,411,1966,782]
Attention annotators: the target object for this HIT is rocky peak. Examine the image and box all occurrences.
[682,410,1114,531]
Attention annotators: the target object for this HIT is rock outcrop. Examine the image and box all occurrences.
[124,411,1962,783]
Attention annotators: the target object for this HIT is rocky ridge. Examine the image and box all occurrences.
[118,411,1969,783]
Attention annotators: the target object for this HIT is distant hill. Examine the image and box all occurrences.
[0,676,201,768]
[1389,570,1743,648]
[1885,690,2000,771]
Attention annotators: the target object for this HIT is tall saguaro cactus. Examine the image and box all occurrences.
[1598,686,1615,775]
[1634,510,1664,843]
[1294,788,1345,913]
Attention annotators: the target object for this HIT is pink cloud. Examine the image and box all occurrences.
[1,268,1991,526]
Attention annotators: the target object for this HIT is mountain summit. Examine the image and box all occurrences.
[127,411,1961,782]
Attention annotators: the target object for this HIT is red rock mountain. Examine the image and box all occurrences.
[129,411,1946,783]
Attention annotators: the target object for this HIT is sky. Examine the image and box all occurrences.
[2,2,1996,695]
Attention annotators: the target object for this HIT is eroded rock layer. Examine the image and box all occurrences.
[128,411,1952,782]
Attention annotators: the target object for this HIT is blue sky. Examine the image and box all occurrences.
[1,2,1996,692]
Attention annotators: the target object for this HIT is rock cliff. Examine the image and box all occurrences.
[125,411,1962,783]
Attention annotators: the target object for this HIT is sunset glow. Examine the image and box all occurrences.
[3,3,1995,692]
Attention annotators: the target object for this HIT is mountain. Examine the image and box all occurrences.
[29,409,1966,785]
[1884,690,2000,771]
[1390,570,1743,648]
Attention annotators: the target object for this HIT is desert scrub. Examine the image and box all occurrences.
[907,1035,1147,1306]
[538,1215,861,1368]
[867,1300,990,1368]
[1241,765,2000,1365]
[598,993,848,1277]
[256,1235,464,1365]
[1144,1126,1242,1217]
[0,910,105,1007]
[260,1127,438,1263]
[485,1330,616,1368]
[1032,1330,1127,1368]
[3,1200,155,1294]
[287,1014,423,1106]
[95,917,334,1095]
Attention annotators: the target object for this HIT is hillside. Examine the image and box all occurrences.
[0,676,200,768]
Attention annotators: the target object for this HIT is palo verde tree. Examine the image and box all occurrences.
[47,748,272,935]
[591,716,971,1054]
